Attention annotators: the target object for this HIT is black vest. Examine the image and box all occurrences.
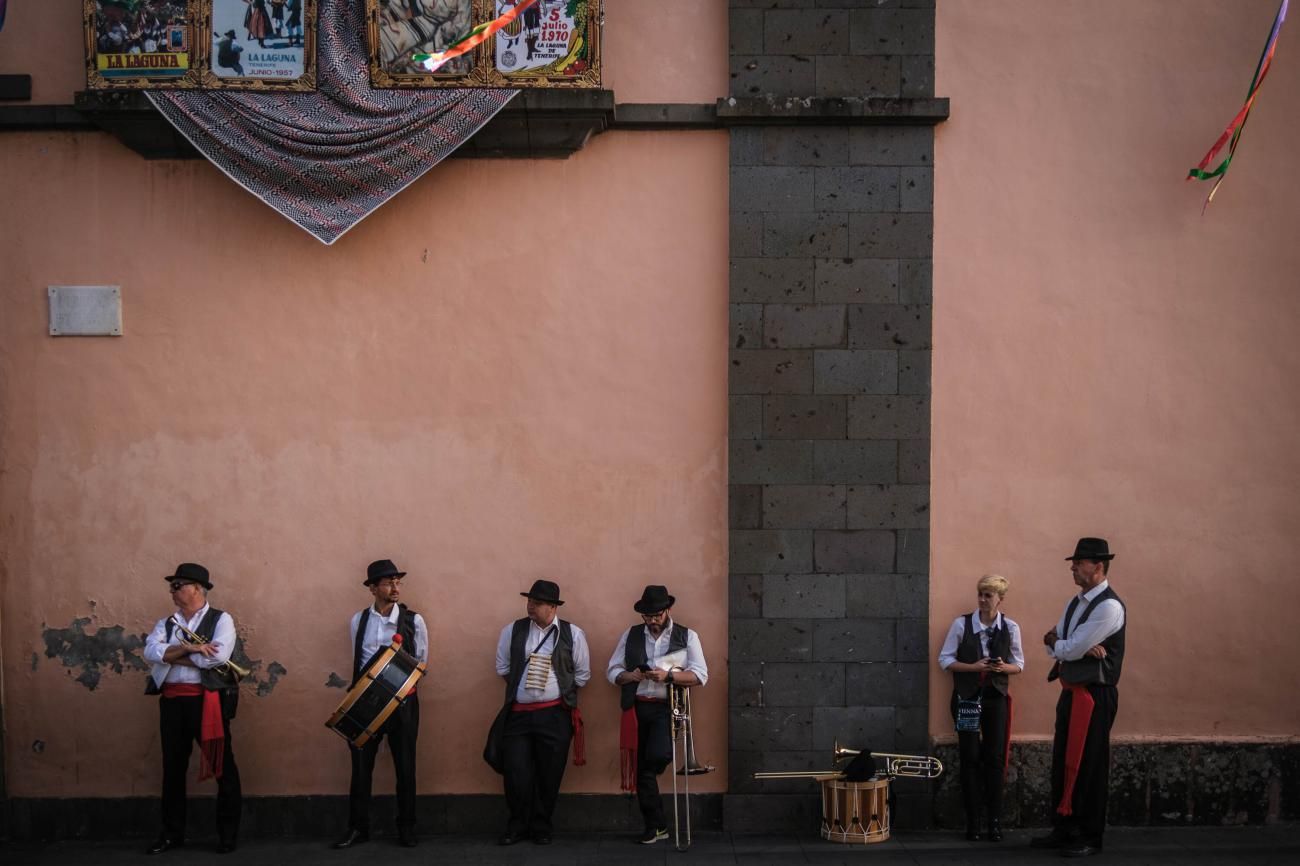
[505,617,578,708]
[951,612,1012,698]
[352,604,418,686]
[163,607,237,693]
[620,622,689,710]
[1049,586,1126,685]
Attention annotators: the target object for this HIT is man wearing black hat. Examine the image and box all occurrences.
[493,579,591,845]
[142,562,242,855]
[606,585,709,844]
[1032,538,1126,858]
[333,560,429,849]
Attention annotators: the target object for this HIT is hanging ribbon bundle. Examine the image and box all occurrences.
[1187,0,1289,209]
[413,0,539,72]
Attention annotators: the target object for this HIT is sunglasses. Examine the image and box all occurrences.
[168,580,194,592]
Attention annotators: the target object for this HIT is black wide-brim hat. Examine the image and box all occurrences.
[1066,537,1116,561]
[365,559,407,585]
[521,579,564,605]
[634,584,675,614]
[164,562,213,590]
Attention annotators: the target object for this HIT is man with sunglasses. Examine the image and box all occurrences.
[606,585,709,844]
[142,562,242,855]
[333,559,429,849]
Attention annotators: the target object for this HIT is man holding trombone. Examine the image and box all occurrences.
[607,585,709,845]
[143,562,243,855]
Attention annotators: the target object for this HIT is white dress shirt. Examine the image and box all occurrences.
[1048,579,1125,661]
[605,618,709,700]
[937,611,1025,671]
[495,618,592,704]
[349,604,430,668]
[143,603,236,686]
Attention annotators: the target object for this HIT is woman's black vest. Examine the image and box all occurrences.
[952,612,1012,698]
[505,618,579,708]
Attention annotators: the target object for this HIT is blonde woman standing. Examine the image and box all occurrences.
[938,574,1024,842]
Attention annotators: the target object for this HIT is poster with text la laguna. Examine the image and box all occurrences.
[491,0,599,87]
[86,0,200,89]
[202,0,316,90]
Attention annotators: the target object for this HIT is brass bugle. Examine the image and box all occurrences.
[173,620,252,683]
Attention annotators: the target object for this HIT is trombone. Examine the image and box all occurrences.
[173,619,251,684]
[752,739,943,781]
[668,668,714,852]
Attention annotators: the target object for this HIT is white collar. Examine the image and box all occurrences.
[175,603,210,624]
[1080,579,1110,602]
[371,603,400,624]
[971,610,1001,632]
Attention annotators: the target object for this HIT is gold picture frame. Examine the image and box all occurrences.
[198,0,317,91]
[85,0,201,90]
[367,0,601,90]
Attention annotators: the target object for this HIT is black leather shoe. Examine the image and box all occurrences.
[146,837,183,855]
[498,831,526,846]
[1031,832,1071,849]
[398,828,417,848]
[216,838,237,854]
[533,833,552,845]
[987,819,1003,842]
[1062,842,1103,857]
[331,829,369,849]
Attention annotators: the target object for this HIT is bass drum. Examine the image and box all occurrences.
[325,638,425,747]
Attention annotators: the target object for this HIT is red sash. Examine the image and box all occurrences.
[620,707,638,793]
[160,684,225,781]
[1056,681,1095,816]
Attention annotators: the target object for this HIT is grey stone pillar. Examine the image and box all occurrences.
[725,0,941,832]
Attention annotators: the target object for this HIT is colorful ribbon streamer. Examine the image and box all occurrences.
[1188,0,1289,208]
[413,0,538,73]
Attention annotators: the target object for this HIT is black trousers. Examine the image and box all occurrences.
[159,693,241,842]
[1050,683,1119,844]
[634,701,674,831]
[951,687,1010,825]
[347,694,419,834]
[502,705,573,836]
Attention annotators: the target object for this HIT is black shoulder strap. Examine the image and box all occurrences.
[352,607,371,681]
[964,612,974,639]
[165,618,175,642]
[559,619,573,649]
[1061,596,1082,639]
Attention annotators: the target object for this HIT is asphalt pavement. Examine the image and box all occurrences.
[5,825,1300,866]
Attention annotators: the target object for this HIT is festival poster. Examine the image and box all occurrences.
[489,0,599,87]
[367,0,478,88]
[201,0,315,90]
[86,0,199,89]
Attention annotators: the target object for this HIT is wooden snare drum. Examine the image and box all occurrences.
[820,776,890,844]
[325,637,425,748]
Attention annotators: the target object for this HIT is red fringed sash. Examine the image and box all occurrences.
[161,684,224,781]
[1056,682,1095,816]
[619,707,638,793]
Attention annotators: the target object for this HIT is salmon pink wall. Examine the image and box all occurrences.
[931,0,1300,741]
[0,5,729,798]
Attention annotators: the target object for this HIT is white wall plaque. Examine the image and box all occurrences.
[48,286,122,336]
